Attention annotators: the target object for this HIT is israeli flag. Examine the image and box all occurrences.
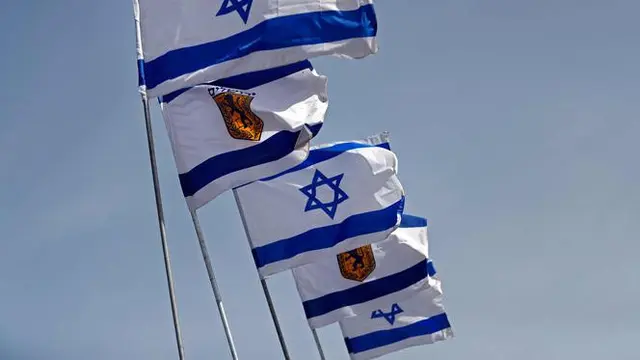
[235,134,405,277]
[293,214,436,329]
[161,61,327,210]
[341,276,453,360]
[134,0,377,97]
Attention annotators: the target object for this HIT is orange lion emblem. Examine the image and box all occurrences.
[213,92,263,141]
[337,245,376,282]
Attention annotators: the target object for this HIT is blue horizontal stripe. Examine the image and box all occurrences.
[427,261,436,277]
[137,59,146,87]
[145,4,377,91]
[160,60,313,104]
[399,214,427,228]
[253,197,405,268]
[303,258,432,319]
[213,60,312,91]
[307,123,323,138]
[260,141,390,182]
[179,124,322,197]
[345,313,451,354]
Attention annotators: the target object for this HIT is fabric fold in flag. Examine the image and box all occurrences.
[341,276,453,360]
[293,214,436,328]
[235,134,405,277]
[135,0,378,97]
[161,62,328,210]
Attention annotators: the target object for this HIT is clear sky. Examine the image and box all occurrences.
[1,1,638,359]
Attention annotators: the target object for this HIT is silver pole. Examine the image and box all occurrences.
[233,190,291,360]
[133,3,185,358]
[139,92,186,360]
[190,211,240,360]
[310,329,327,360]
[259,278,291,360]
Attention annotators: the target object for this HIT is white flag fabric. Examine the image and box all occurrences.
[235,135,405,277]
[341,278,453,360]
[134,0,377,97]
[161,61,327,210]
[293,214,435,328]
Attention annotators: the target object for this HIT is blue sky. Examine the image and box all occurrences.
[1,1,639,359]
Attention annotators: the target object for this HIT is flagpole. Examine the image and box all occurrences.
[259,278,291,360]
[310,329,327,360]
[233,190,291,360]
[189,211,240,360]
[133,3,186,359]
[140,94,186,360]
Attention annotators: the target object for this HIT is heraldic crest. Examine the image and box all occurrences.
[337,245,376,282]
[211,89,264,141]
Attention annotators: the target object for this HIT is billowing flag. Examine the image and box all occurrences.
[134,0,377,97]
[235,134,405,277]
[161,61,327,210]
[341,277,453,360]
[293,214,435,328]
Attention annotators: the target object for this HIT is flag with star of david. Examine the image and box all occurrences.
[340,274,454,360]
[134,0,378,97]
[234,134,405,278]
[293,214,438,329]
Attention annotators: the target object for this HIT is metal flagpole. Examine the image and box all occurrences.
[139,95,186,360]
[189,211,240,360]
[133,4,185,359]
[259,278,291,360]
[310,329,327,360]
[233,190,291,360]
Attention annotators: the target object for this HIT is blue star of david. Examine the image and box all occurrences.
[216,0,253,24]
[299,169,349,219]
[371,303,404,325]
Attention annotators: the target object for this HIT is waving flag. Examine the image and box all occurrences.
[134,0,377,97]
[161,61,327,210]
[341,275,453,360]
[235,134,405,277]
[293,214,436,328]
